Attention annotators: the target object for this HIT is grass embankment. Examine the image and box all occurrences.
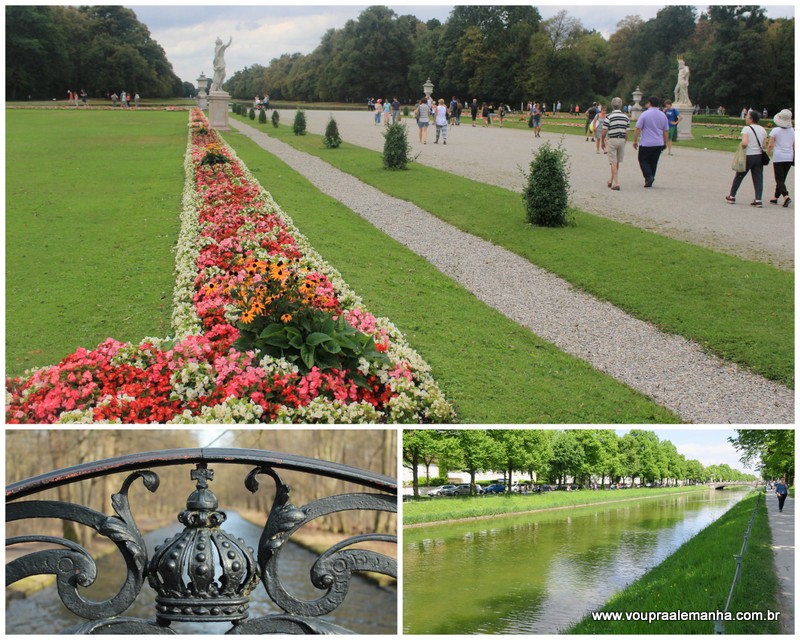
[221,129,677,423]
[567,490,780,634]
[6,110,186,377]
[229,114,793,388]
[403,486,708,526]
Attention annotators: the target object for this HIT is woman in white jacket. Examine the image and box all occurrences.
[434,98,449,144]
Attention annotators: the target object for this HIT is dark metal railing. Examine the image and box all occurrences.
[6,448,397,634]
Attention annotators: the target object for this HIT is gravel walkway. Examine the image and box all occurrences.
[230,118,793,424]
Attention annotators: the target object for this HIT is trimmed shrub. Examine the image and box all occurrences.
[258,108,267,124]
[323,116,342,148]
[523,140,572,227]
[271,110,280,127]
[293,110,307,135]
[248,107,255,121]
[382,123,412,170]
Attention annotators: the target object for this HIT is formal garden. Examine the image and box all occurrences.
[5,103,795,423]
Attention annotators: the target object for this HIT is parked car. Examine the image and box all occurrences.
[428,484,456,497]
[484,483,506,494]
[451,484,474,496]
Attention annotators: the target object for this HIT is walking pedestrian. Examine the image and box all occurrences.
[470,98,479,126]
[592,105,607,154]
[434,98,449,144]
[383,99,391,125]
[601,97,630,190]
[374,99,382,125]
[532,102,542,137]
[775,477,789,512]
[767,108,794,207]
[391,97,400,124]
[584,102,598,141]
[415,96,431,144]
[663,99,681,155]
[725,109,767,207]
[632,96,669,188]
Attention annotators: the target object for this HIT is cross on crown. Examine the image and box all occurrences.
[191,464,215,488]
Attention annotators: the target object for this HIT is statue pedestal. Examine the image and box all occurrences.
[197,91,208,110]
[208,91,231,130]
[674,102,693,140]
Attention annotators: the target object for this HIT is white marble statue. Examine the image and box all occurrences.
[674,58,691,105]
[211,36,232,92]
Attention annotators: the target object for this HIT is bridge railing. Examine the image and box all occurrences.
[6,447,397,634]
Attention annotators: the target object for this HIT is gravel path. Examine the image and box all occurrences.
[230,118,793,424]
[294,109,794,270]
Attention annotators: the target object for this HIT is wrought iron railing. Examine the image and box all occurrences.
[6,447,397,634]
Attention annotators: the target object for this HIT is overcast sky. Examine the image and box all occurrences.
[127,3,795,86]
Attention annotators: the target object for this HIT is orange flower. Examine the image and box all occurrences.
[280,313,293,323]
[240,309,256,324]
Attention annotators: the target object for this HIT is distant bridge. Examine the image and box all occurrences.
[707,481,758,490]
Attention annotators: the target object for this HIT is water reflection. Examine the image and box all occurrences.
[7,512,396,634]
[404,489,748,634]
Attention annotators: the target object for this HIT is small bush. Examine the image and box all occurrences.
[323,116,342,148]
[382,123,412,170]
[271,110,280,127]
[258,108,267,124]
[293,110,307,135]
[523,140,571,227]
[248,107,255,121]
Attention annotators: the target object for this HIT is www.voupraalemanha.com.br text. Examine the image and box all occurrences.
[590,610,781,623]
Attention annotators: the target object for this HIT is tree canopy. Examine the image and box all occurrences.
[223,4,793,114]
[403,429,758,494]
[6,5,183,100]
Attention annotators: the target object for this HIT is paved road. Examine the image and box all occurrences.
[766,491,794,634]
[286,109,794,270]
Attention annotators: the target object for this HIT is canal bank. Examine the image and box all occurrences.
[404,487,750,634]
[567,490,781,634]
[404,485,712,527]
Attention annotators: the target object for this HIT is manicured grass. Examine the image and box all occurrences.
[221,130,678,423]
[6,110,186,376]
[403,486,708,525]
[567,491,780,634]
[233,115,793,388]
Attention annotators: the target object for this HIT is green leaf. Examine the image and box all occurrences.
[300,343,316,370]
[306,332,333,346]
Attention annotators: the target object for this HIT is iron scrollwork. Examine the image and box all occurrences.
[6,448,397,634]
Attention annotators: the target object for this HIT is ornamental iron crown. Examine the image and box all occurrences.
[147,464,259,625]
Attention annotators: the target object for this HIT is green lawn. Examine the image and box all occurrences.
[221,129,677,423]
[567,491,780,634]
[6,110,186,376]
[230,114,793,388]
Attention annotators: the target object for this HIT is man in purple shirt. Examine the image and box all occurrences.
[632,96,670,187]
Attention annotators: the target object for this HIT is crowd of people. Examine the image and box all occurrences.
[362,94,794,205]
[109,91,141,108]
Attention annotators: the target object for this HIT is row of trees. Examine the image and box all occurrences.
[224,5,793,115]
[6,6,183,100]
[403,429,759,497]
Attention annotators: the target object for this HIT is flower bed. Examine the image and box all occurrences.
[6,109,455,424]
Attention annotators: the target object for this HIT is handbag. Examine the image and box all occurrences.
[731,144,746,173]
[749,125,770,166]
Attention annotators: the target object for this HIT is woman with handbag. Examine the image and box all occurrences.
[768,109,794,207]
[725,109,768,207]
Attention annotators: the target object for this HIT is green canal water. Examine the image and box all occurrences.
[403,488,749,634]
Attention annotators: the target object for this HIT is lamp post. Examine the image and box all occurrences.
[197,72,208,110]
[423,77,434,100]
[630,86,643,121]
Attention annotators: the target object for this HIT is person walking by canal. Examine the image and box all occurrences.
[775,478,789,512]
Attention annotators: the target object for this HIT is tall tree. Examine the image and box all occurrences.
[729,429,794,484]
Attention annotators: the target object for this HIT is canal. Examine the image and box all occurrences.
[403,488,749,634]
[6,511,396,634]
